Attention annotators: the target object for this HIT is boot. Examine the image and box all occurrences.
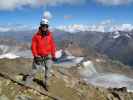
[25,76,34,86]
[43,80,49,91]
[43,84,49,91]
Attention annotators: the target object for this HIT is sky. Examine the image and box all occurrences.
[0,0,133,28]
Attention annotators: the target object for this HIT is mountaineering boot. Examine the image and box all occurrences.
[43,80,49,91]
[24,75,34,87]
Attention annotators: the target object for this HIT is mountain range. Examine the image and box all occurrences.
[0,24,133,67]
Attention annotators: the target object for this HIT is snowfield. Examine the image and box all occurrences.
[80,60,133,92]
[0,53,19,59]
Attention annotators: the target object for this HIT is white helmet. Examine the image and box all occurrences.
[40,18,48,25]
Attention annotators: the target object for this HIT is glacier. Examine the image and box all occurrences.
[80,60,133,92]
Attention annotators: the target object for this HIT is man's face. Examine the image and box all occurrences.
[41,26,48,32]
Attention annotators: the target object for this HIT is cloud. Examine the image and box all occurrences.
[110,24,133,32]
[43,11,52,19]
[38,0,86,6]
[0,27,10,32]
[96,0,133,5]
[0,0,86,10]
[0,0,36,10]
[57,20,133,33]
[0,24,34,32]
[0,0,132,10]
[57,24,106,33]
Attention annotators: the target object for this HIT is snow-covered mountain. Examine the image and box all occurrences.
[57,23,133,33]
[1,22,133,66]
[54,27,133,66]
[1,21,133,35]
[95,30,133,66]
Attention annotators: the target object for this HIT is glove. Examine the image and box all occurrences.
[34,56,42,65]
[52,57,57,62]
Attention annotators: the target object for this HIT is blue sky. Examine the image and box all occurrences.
[0,0,133,27]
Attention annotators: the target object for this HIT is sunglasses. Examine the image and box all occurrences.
[41,24,49,28]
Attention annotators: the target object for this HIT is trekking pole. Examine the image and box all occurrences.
[44,58,48,86]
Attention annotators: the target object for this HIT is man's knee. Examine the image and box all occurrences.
[46,60,53,68]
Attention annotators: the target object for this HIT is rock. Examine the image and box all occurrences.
[15,95,32,100]
[0,81,2,87]
[96,87,106,94]
[107,94,113,100]
[110,91,125,100]
[5,80,11,86]
[40,95,49,100]
[15,75,23,81]
[33,90,38,95]
[10,86,14,90]
[11,91,16,96]
[0,95,9,100]
[0,88,2,95]
[108,87,128,100]
[0,81,2,94]
[109,87,127,93]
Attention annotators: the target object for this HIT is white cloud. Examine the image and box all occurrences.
[0,0,36,10]
[0,24,34,32]
[43,11,52,19]
[0,0,86,10]
[57,20,133,33]
[110,24,133,32]
[1,20,133,33]
[57,20,113,33]
[0,27,10,32]
[0,0,133,10]
[96,0,133,5]
[57,24,106,33]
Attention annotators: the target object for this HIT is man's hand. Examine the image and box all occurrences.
[34,56,41,65]
[52,57,58,62]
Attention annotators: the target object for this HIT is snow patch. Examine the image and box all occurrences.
[80,61,97,77]
[0,45,9,54]
[125,34,131,39]
[113,31,120,39]
[54,49,84,68]
[95,58,106,63]
[73,57,84,63]
[0,53,19,59]
[88,73,133,89]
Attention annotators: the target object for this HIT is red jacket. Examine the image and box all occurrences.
[31,30,56,58]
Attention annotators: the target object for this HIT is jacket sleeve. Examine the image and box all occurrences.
[50,33,56,58]
[31,35,38,57]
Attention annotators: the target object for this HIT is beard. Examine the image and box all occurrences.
[41,30,48,36]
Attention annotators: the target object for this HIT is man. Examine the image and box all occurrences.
[25,18,57,91]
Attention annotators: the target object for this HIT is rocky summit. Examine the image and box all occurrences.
[0,58,133,100]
